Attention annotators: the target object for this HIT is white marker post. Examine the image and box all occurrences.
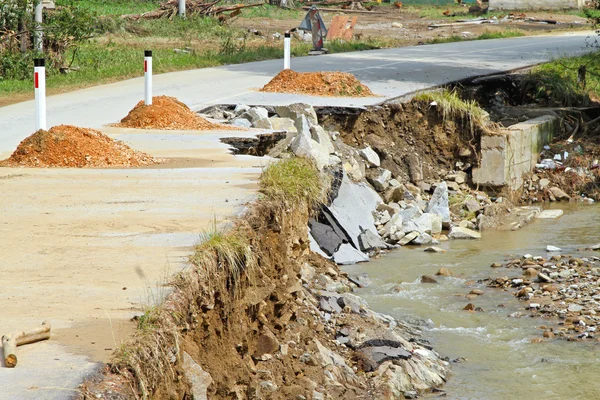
[178,0,186,17]
[34,0,43,53]
[34,58,46,131]
[144,50,152,106]
[284,32,291,70]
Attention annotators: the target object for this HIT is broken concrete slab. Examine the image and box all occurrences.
[253,117,273,130]
[333,243,369,265]
[269,117,297,133]
[290,134,330,170]
[275,103,319,127]
[309,218,345,256]
[241,107,268,124]
[310,125,335,153]
[327,172,382,250]
[230,118,252,128]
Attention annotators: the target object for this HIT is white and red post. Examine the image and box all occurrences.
[34,58,46,131]
[144,50,153,105]
[284,32,291,70]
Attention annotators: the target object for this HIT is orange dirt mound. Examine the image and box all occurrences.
[0,125,161,168]
[260,69,375,97]
[118,95,238,130]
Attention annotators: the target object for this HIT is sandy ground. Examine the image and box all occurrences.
[0,126,268,399]
[233,6,589,44]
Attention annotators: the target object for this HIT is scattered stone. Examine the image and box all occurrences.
[420,275,438,284]
[464,198,481,213]
[469,289,483,296]
[436,267,452,276]
[413,232,433,245]
[537,209,564,219]
[426,247,447,254]
[549,187,570,201]
[463,303,475,311]
[254,330,280,358]
[358,228,389,252]
[546,245,562,252]
[359,146,381,167]
[231,118,252,128]
[448,226,481,240]
[259,381,278,393]
[490,263,502,268]
[425,182,450,224]
[398,231,419,245]
[183,352,212,400]
[366,168,392,192]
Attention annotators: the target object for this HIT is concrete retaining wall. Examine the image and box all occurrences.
[472,115,557,190]
[489,0,584,10]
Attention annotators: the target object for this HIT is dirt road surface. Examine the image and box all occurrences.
[0,127,267,399]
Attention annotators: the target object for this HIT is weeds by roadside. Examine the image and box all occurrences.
[427,29,524,44]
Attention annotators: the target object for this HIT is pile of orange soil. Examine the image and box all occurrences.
[0,125,161,168]
[118,95,238,130]
[260,69,375,97]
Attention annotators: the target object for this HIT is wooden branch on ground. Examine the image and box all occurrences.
[301,6,384,14]
[121,0,264,21]
[2,321,51,368]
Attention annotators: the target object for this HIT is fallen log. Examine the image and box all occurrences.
[2,321,51,368]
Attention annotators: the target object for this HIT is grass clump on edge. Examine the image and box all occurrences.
[260,157,327,208]
[191,223,256,296]
[414,88,490,135]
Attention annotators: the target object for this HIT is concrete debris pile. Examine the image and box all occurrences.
[484,251,600,341]
[0,125,161,168]
[118,95,238,131]
[218,102,566,263]
[520,143,599,203]
[260,70,375,97]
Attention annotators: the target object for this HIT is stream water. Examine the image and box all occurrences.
[344,204,600,399]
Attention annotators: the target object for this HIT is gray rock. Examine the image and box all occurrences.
[359,146,381,167]
[389,179,401,188]
[549,187,570,201]
[366,168,392,192]
[275,103,318,126]
[412,232,433,245]
[326,172,382,250]
[230,118,252,128]
[300,262,316,282]
[233,104,250,115]
[539,178,550,189]
[449,226,481,239]
[398,231,419,245]
[425,182,450,224]
[382,214,403,238]
[253,117,273,129]
[546,245,561,252]
[338,293,369,313]
[447,181,461,192]
[447,172,467,184]
[537,209,564,219]
[290,134,330,170]
[421,275,439,283]
[343,156,365,181]
[259,381,278,393]
[357,342,412,372]
[269,117,297,133]
[294,115,312,137]
[402,213,435,235]
[398,205,423,223]
[464,198,481,213]
[568,304,583,312]
[183,352,212,400]
[333,243,369,265]
[241,107,268,123]
[424,246,446,253]
[310,125,335,153]
[319,295,343,314]
[373,209,391,225]
[358,228,389,252]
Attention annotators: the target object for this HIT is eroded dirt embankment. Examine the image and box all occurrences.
[80,175,450,400]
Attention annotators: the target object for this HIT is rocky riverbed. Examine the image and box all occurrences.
[483,245,600,341]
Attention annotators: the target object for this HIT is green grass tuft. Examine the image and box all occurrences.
[414,88,488,134]
[260,157,326,208]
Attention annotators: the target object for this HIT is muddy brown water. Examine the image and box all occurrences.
[344,204,600,399]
